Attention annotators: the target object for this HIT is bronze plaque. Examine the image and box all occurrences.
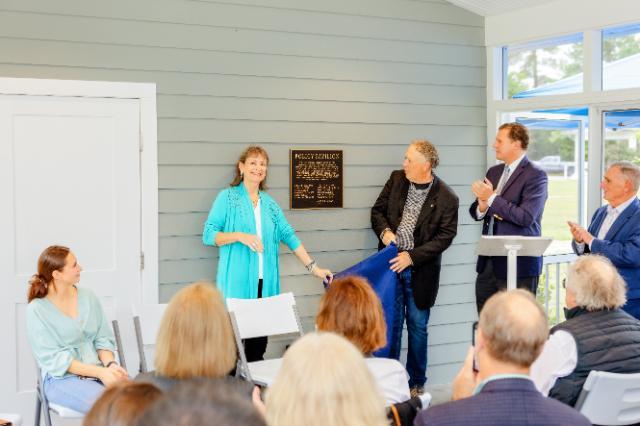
[290,149,343,209]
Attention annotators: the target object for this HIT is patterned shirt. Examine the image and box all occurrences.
[396,182,432,250]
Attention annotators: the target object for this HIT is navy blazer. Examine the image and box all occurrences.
[414,378,590,426]
[470,156,548,279]
[573,198,640,299]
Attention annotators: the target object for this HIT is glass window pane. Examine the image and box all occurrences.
[603,109,640,198]
[501,109,588,255]
[506,34,583,99]
[603,24,640,91]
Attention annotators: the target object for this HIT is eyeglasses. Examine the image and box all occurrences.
[562,278,566,289]
[471,321,478,346]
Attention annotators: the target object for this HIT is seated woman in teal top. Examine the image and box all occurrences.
[26,245,129,413]
[203,145,333,361]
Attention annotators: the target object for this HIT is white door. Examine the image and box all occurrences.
[0,94,142,422]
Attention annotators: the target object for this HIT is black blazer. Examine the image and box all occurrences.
[371,170,459,309]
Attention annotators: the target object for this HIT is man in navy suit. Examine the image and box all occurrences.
[470,122,548,313]
[414,290,590,426]
[568,161,640,320]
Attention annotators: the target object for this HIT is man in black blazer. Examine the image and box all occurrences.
[470,122,548,313]
[371,140,458,396]
[415,290,590,426]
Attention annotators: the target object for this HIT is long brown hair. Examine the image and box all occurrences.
[229,145,269,190]
[28,245,70,303]
[316,276,386,355]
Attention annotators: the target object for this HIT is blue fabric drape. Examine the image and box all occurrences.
[333,244,399,358]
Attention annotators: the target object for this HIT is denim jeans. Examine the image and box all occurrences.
[43,374,105,414]
[388,268,430,388]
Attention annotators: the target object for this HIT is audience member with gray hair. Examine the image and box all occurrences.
[568,161,640,319]
[531,255,640,407]
[415,290,590,426]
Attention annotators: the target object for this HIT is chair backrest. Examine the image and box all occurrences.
[226,293,301,339]
[132,304,168,373]
[576,370,640,425]
[111,320,127,371]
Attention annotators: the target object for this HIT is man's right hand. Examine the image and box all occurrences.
[382,230,397,246]
[477,199,489,213]
[452,347,478,401]
[567,221,584,243]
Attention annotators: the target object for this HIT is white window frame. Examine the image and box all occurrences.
[487,28,640,223]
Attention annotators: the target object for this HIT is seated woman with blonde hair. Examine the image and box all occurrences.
[258,332,388,426]
[316,276,410,404]
[135,282,238,390]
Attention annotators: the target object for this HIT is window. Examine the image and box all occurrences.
[506,34,583,99]
[602,109,640,196]
[603,24,640,91]
[501,109,588,254]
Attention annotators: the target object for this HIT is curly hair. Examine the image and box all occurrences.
[411,139,439,169]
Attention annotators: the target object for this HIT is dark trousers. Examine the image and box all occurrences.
[244,279,268,362]
[475,258,538,313]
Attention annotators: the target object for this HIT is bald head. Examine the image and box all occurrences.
[566,255,627,310]
[479,290,548,368]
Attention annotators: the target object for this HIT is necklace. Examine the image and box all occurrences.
[250,194,259,207]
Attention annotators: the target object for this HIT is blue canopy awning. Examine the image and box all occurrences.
[517,110,640,130]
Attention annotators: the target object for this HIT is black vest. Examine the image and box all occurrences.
[548,307,640,406]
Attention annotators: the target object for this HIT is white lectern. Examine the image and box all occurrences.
[476,236,552,290]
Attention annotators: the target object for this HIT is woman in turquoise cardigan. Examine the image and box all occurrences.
[203,145,332,361]
[26,245,129,413]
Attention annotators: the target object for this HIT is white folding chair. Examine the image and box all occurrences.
[132,304,168,373]
[575,370,640,425]
[226,293,304,387]
[34,319,127,425]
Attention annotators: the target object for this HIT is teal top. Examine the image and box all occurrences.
[203,184,301,299]
[26,286,115,378]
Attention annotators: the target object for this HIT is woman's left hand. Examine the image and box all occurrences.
[108,363,129,380]
[313,267,333,283]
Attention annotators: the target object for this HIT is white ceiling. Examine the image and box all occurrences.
[445,0,559,17]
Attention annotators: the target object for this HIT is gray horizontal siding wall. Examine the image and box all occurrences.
[0,0,485,384]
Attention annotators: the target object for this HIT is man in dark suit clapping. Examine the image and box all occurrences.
[470,122,548,313]
[568,162,640,320]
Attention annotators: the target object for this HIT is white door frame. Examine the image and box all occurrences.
[0,77,159,304]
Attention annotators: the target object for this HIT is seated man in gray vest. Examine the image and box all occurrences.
[531,254,640,407]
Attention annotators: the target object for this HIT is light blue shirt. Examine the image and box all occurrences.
[474,373,531,395]
[203,184,301,299]
[576,195,637,253]
[26,287,115,378]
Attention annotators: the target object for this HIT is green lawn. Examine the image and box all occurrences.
[542,178,579,243]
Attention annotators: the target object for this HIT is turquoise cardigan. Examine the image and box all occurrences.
[203,184,301,299]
